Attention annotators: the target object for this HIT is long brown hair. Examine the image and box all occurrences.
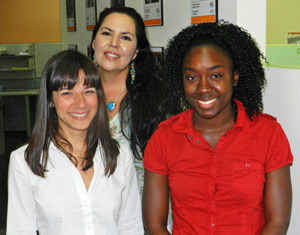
[25,50,119,177]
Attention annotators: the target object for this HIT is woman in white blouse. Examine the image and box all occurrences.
[7,50,143,235]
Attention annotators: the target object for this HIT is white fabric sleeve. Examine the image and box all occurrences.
[117,145,144,235]
[7,150,38,235]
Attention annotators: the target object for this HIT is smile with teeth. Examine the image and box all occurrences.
[105,52,119,58]
[70,112,88,118]
[197,98,216,105]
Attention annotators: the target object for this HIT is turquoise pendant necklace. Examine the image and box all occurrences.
[107,86,126,112]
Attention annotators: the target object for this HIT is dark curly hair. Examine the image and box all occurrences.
[91,7,167,159]
[164,21,266,120]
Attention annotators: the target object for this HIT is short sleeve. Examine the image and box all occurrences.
[144,129,169,175]
[265,122,293,172]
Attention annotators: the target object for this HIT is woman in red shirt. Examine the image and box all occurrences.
[143,21,293,235]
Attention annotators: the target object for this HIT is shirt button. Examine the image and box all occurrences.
[196,140,200,144]
[189,135,193,139]
[211,200,215,204]
[211,223,215,228]
[246,163,251,167]
[213,154,216,158]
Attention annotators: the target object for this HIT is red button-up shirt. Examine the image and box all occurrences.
[144,100,293,235]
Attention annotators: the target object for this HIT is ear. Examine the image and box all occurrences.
[132,49,139,60]
[92,40,95,50]
[233,71,239,86]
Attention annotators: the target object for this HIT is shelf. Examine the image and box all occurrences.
[0,68,33,71]
[0,54,34,57]
[0,89,39,96]
[0,43,61,80]
[0,44,35,79]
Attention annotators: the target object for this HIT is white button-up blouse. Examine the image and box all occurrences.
[7,142,144,235]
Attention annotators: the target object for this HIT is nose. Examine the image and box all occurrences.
[110,35,119,48]
[74,93,86,108]
[197,77,212,93]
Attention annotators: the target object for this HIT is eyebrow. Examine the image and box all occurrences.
[183,65,223,72]
[100,27,135,37]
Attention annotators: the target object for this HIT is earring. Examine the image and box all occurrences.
[130,60,136,85]
[93,56,97,65]
[49,103,54,108]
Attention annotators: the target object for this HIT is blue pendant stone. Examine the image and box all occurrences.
[107,102,116,111]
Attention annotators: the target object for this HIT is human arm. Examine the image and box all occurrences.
[260,165,292,235]
[7,150,38,235]
[143,169,170,235]
[117,145,144,235]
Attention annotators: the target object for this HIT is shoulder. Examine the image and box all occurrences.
[9,144,29,172]
[117,143,134,165]
[10,144,28,162]
[253,112,278,127]
[250,112,287,137]
[258,113,277,122]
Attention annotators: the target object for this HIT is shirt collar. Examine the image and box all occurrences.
[233,99,251,132]
[172,99,251,134]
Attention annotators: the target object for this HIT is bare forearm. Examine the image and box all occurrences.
[261,220,290,235]
[144,226,171,235]
[262,166,292,235]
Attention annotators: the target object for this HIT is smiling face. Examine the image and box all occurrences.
[92,13,138,74]
[183,45,239,124]
[52,70,98,138]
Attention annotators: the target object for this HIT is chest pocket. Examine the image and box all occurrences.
[232,161,265,194]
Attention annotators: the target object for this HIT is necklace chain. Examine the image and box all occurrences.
[107,86,126,112]
[107,86,126,103]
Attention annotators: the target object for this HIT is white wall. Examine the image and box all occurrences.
[60,0,251,54]
[263,67,300,235]
[59,1,299,233]
[237,0,266,55]
[60,0,111,54]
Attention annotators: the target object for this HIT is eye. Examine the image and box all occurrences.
[121,35,132,41]
[85,88,96,94]
[60,91,72,96]
[185,75,197,81]
[101,31,111,36]
[212,74,222,79]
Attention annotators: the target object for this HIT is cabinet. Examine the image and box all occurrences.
[0,43,60,134]
[0,43,61,80]
[0,44,35,79]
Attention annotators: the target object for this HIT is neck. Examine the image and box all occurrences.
[193,106,235,133]
[58,129,87,159]
[99,66,129,87]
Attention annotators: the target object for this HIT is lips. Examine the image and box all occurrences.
[105,52,120,59]
[198,98,216,105]
[69,112,88,118]
[196,98,216,109]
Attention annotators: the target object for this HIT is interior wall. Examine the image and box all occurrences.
[0,0,61,43]
[237,0,266,54]
[263,67,300,235]
[267,0,300,44]
[59,0,265,55]
[59,0,110,53]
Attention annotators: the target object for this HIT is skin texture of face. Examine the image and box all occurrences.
[183,45,239,125]
[52,70,98,139]
[92,13,139,73]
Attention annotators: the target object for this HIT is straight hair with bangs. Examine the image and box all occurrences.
[25,50,119,177]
